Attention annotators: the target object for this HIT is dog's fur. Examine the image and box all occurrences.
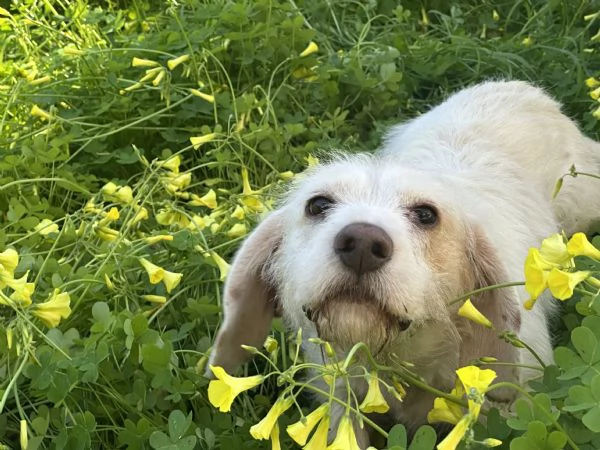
[208,81,600,446]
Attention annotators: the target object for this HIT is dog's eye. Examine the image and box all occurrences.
[411,205,438,226]
[306,196,334,217]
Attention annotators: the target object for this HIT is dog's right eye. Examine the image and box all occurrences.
[306,196,334,217]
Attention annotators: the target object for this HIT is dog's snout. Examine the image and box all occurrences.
[333,223,393,275]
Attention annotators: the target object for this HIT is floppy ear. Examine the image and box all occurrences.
[459,226,522,399]
[206,209,284,376]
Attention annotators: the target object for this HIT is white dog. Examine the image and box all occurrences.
[208,81,600,445]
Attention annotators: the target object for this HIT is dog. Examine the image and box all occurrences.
[207,80,600,446]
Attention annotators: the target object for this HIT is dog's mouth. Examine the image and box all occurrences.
[302,287,412,353]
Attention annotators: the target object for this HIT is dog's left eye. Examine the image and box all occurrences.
[411,205,438,226]
[306,196,334,217]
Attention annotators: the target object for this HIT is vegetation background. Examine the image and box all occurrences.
[1,0,600,449]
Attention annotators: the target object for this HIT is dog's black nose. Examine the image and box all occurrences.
[333,223,393,275]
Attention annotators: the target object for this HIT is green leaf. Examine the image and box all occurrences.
[387,423,407,449]
[572,327,599,365]
[408,425,436,450]
[168,410,192,441]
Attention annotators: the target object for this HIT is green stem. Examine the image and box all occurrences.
[0,355,28,414]
[570,171,600,181]
[446,282,525,307]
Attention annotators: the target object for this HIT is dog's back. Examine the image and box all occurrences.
[383,80,600,235]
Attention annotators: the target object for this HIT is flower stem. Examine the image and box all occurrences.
[446,282,525,307]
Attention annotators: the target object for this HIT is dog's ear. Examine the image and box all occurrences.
[459,226,522,399]
[206,209,284,376]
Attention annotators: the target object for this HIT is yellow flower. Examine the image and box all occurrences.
[231,205,245,221]
[155,209,190,228]
[300,41,319,57]
[521,36,534,47]
[187,215,213,231]
[270,421,282,450]
[84,199,102,214]
[287,404,329,446]
[250,396,294,440]
[96,225,119,242]
[160,155,181,173]
[139,258,165,284]
[207,365,264,412]
[540,234,572,267]
[30,75,51,86]
[326,415,360,450]
[131,206,149,225]
[263,336,279,353]
[586,77,600,88]
[482,438,503,447]
[279,171,295,180]
[305,154,320,167]
[492,9,500,21]
[9,277,35,307]
[35,219,59,236]
[190,133,217,150]
[164,173,192,193]
[303,412,330,450]
[30,105,52,120]
[167,54,190,70]
[591,86,600,101]
[437,416,470,450]
[390,375,407,402]
[456,366,496,417]
[101,182,118,196]
[144,235,174,245]
[547,268,590,300]
[457,299,493,328]
[115,186,134,204]
[227,223,247,238]
[524,248,553,300]
[162,270,183,293]
[20,419,27,450]
[359,371,390,414]
[567,232,600,260]
[32,289,71,328]
[0,248,18,274]
[101,183,134,204]
[151,69,165,86]
[211,252,230,281]
[100,207,120,225]
[62,45,84,56]
[131,57,160,68]
[142,294,167,304]
[427,396,463,425]
[189,189,218,208]
[190,89,215,103]
[104,273,114,290]
[241,167,265,212]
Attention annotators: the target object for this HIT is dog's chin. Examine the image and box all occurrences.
[310,293,407,355]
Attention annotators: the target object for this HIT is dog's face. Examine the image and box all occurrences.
[268,156,474,362]
[208,154,520,380]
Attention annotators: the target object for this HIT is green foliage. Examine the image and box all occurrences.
[0,0,600,449]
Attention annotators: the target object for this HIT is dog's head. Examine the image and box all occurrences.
[208,154,520,378]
